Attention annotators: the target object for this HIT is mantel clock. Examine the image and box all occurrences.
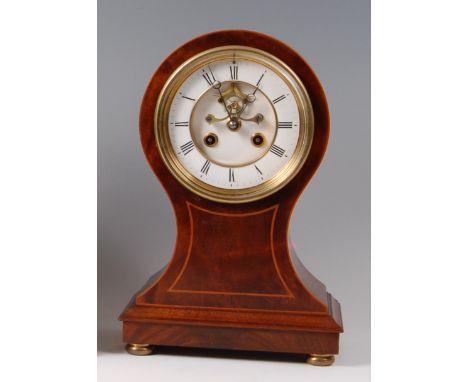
[119,30,343,366]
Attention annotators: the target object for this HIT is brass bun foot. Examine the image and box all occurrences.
[125,343,153,356]
[306,354,335,366]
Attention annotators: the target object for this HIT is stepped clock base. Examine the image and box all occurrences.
[124,341,336,366]
[122,321,340,363]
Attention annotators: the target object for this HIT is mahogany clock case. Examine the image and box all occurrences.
[119,30,343,359]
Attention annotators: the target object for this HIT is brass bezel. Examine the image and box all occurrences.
[154,46,314,204]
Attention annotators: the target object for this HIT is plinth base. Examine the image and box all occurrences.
[122,321,339,357]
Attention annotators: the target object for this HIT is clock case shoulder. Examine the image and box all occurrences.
[120,30,343,356]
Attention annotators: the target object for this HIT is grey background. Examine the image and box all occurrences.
[98,0,369,379]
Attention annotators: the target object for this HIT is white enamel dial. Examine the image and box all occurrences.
[167,57,301,190]
[155,46,314,203]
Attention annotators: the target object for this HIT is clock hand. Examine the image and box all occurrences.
[212,81,245,130]
[237,72,263,118]
[210,81,260,129]
[212,79,233,121]
[236,92,256,119]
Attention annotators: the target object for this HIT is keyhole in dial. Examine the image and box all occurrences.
[204,133,218,147]
[252,133,265,147]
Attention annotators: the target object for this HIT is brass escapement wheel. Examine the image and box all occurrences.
[306,354,335,366]
[125,343,153,356]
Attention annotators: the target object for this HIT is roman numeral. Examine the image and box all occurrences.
[270,144,285,157]
[229,168,235,182]
[180,140,195,155]
[202,68,216,86]
[230,65,238,80]
[174,121,188,127]
[278,121,292,128]
[254,165,263,175]
[272,95,286,104]
[200,160,211,175]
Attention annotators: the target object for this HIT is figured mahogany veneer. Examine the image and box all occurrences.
[119,30,343,356]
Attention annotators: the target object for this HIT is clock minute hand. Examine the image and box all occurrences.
[212,80,233,120]
[237,70,264,118]
[237,92,256,119]
[212,80,243,131]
